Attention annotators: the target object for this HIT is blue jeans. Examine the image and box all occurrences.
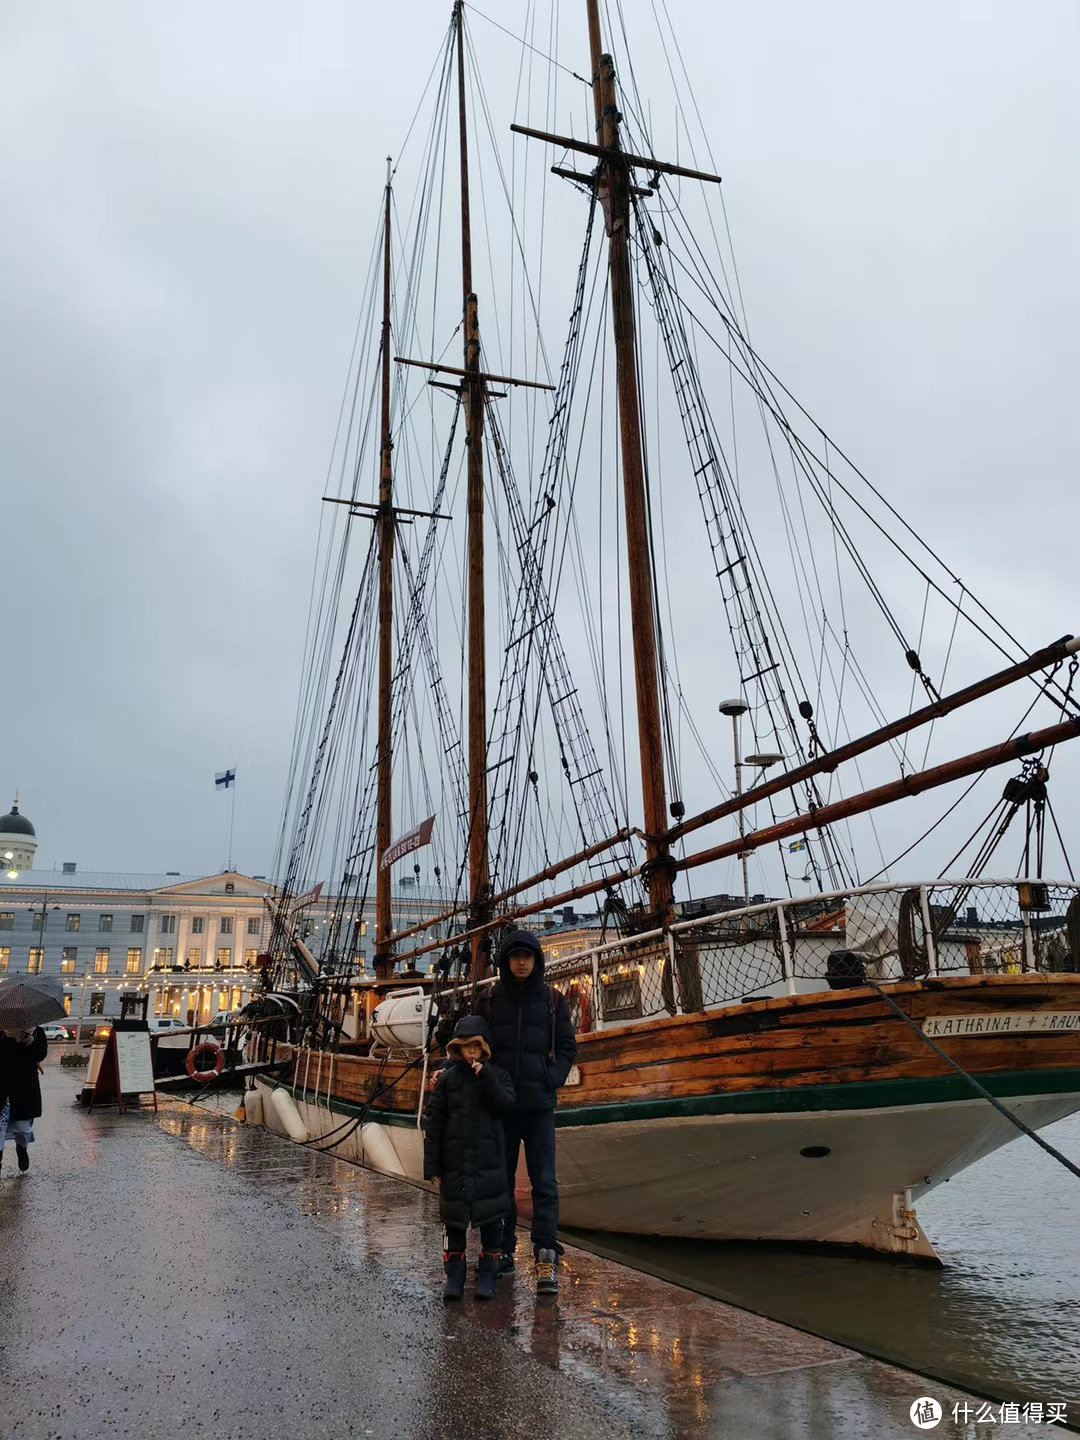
[502,1110,558,1254]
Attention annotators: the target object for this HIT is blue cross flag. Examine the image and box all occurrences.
[215,769,236,790]
[787,838,807,853]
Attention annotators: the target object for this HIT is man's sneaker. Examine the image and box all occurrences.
[497,1252,515,1277]
[535,1248,558,1296]
[16,1145,29,1173]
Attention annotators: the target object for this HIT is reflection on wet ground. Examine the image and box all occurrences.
[1,1068,1068,1438]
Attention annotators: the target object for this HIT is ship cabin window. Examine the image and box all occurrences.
[599,967,642,1022]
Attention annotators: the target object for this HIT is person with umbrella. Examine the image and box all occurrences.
[0,979,63,1175]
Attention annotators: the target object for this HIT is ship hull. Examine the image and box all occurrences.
[252,973,1080,1259]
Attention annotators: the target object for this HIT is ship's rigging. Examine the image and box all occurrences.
[267,0,1078,992]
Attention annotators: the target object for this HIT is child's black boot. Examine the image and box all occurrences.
[475,1251,501,1301]
[442,1252,466,1303]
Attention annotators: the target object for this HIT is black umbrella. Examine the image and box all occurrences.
[0,978,68,1031]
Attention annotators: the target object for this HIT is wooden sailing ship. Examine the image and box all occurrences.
[249,0,1080,1260]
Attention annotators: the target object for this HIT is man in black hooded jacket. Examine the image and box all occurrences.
[477,927,576,1294]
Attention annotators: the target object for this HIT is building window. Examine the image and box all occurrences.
[28,948,44,974]
[94,948,110,974]
[220,916,233,935]
[61,947,77,974]
[0,912,12,930]
[187,947,202,969]
[217,948,232,969]
[246,917,261,936]
[126,948,142,975]
[130,914,145,933]
[90,993,105,1016]
[0,947,9,972]
[66,914,81,931]
[244,949,258,967]
[32,911,44,931]
[359,921,368,937]
[63,993,72,1015]
[191,917,204,935]
[160,914,176,934]
[99,914,113,932]
[152,946,174,969]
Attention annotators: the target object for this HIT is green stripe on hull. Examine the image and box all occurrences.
[289,1086,417,1128]
[288,1066,1080,1132]
[554,1067,1080,1128]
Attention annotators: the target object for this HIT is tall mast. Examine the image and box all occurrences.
[374,160,396,981]
[585,0,674,927]
[456,1,492,979]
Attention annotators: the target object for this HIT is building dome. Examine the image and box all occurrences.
[0,800,35,837]
[1,796,38,873]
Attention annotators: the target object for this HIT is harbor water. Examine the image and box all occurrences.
[569,1112,1080,1417]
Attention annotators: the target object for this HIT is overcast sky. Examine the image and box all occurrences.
[1,0,1076,883]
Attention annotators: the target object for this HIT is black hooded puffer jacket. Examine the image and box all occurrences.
[477,928,577,1113]
[422,1016,517,1227]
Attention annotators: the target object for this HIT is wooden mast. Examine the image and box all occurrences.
[373,160,396,981]
[586,0,674,927]
[456,1,492,980]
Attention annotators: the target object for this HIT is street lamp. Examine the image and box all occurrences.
[30,896,60,975]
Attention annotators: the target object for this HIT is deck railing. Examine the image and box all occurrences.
[543,879,1080,1033]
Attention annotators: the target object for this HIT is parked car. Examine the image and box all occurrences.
[149,1016,188,1034]
[42,1022,75,1042]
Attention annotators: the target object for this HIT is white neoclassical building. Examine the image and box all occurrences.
[0,864,272,1028]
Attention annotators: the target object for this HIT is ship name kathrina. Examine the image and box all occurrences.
[923,1012,1080,1037]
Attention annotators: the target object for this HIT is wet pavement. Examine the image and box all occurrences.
[0,1067,1067,1439]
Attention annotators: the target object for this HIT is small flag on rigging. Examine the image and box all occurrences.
[215,769,236,790]
[787,838,807,853]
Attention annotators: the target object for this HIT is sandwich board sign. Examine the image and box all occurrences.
[87,1019,157,1112]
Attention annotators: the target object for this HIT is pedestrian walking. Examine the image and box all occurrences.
[478,928,577,1295]
[423,1015,516,1302]
[0,1026,48,1175]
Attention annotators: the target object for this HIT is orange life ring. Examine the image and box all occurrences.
[186,1042,225,1082]
[565,984,592,1035]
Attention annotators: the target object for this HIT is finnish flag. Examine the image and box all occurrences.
[215,770,236,790]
